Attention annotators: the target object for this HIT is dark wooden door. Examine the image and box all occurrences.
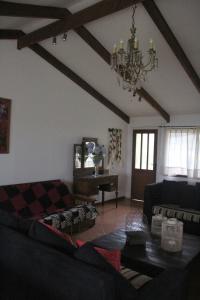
[131,130,158,200]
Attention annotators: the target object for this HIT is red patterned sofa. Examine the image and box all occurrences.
[0,179,97,233]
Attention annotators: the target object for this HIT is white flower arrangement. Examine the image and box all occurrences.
[86,143,106,166]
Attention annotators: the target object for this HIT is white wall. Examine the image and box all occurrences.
[125,114,200,198]
[0,41,128,200]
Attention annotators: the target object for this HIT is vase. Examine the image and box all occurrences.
[94,164,99,177]
[161,218,183,252]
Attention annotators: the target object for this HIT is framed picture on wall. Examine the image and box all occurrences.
[0,98,11,154]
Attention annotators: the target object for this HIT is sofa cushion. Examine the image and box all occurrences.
[0,208,32,234]
[76,239,121,271]
[161,180,187,205]
[180,184,197,209]
[0,180,73,218]
[153,204,200,224]
[196,183,200,210]
[28,220,76,255]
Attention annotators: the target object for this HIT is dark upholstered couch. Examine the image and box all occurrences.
[144,180,200,235]
[0,180,97,233]
[0,209,188,300]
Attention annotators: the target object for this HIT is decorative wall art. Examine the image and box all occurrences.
[0,98,11,153]
[108,128,122,168]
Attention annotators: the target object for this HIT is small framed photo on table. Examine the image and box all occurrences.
[0,98,11,154]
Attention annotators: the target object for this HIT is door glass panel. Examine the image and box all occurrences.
[148,133,155,170]
[141,133,148,169]
[135,133,141,169]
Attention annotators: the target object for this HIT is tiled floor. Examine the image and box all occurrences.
[73,199,142,242]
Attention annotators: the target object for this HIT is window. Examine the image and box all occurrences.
[163,128,200,178]
[134,132,155,170]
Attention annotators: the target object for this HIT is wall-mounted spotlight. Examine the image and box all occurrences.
[62,32,68,41]
[52,36,57,45]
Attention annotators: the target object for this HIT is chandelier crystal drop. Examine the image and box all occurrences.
[111,4,158,97]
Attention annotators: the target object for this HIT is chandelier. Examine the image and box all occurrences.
[111,4,158,96]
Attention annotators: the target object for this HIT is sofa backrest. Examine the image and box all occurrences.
[0,180,73,218]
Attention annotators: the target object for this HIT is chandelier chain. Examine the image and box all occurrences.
[131,4,137,33]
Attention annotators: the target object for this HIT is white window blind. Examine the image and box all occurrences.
[163,128,200,178]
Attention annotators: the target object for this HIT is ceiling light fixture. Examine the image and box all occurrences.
[111,4,158,96]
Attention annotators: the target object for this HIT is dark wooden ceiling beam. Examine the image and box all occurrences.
[29,43,129,123]
[0,29,23,39]
[0,1,67,19]
[17,0,143,49]
[143,0,200,93]
[64,8,110,65]
[136,88,170,122]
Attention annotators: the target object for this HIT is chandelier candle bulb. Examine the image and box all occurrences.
[113,44,117,54]
[119,40,124,49]
[149,39,153,49]
[134,38,138,49]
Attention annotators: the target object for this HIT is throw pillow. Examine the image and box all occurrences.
[76,240,121,271]
[74,242,137,299]
[41,221,74,245]
[180,184,197,209]
[161,180,187,205]
[28,220,76,255]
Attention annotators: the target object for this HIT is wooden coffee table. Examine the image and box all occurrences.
[92,229,200,277]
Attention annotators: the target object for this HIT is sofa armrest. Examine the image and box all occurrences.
[72,194,96,205]
[143,182,162,224]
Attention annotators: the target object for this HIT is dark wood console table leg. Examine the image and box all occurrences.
[115,189,118,208]
[102,191,105,206]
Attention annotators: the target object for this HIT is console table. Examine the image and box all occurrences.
[74,174,118,208]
